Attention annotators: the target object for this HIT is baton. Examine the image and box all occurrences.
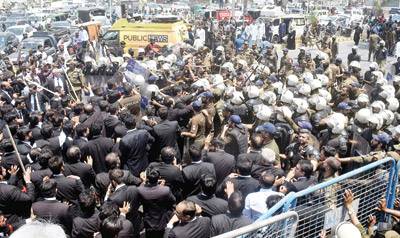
[62,67,80,102]
[4,124,26,174]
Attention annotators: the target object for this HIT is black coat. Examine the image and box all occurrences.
[32,199,72,233]
[137,184,176,231]
[166,216,211,238]
[210,213,252,236]
[63,162,96,188]
[187,194,228,217]
[103,115,122,138]
[119,129,154,177]
[0,183,35,220]
[82,136,114,173]
[147,162,184,201]
[25,92,49,112]
[72,137,88,151]
[94,170,141,199]
[217,176,260,199]
[53,174,84,202]
[202,150,235,186]
[182,162,216,197]
[152,120,180,159]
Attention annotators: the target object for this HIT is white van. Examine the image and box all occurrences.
[260,14,307,42]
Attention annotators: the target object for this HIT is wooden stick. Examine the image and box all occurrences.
[4,124,26,173]
[62,67,80,102]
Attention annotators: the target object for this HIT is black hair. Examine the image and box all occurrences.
[79,189,96,214]
[146,167,160,185]
[66,146,81,163]
[123,113,136,130]
[48,156,64,174]
[100,216,122,238]
[99,100,109,112]
[259,171,275,189]
[40,179,57,198]
[189,146,201,162]
[109,169,124,184]
[75,124,88,137]
[298,159,313,179]
[41,123,54,139]
[160,147,176,163]
[158,106,168,120]
[200,175,217,196]
[266,194,283,209]
[236,156,253,176]
[228,191,245,216]
[99,202,120,220]
[90,121,103,136]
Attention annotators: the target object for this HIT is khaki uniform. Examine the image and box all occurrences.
[67,68,85,99]
[188,112,206,149]
[263,139,280,162]
[119,95,140,109]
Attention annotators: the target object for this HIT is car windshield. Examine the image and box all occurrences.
[103,31,118,40]
[21,41,39,50]
[0,37,5,47]
[52,21,70,28]
[7,27,24,35]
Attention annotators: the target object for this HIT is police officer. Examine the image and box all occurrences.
[347,46,361,67]
[181,100,206,150]
[222,115,249,158]
[66,61,85,100]
[375,41,387,71]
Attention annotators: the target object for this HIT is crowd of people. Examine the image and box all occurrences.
[1,8,400,238]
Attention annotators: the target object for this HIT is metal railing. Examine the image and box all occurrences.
[213,211,299,238]
[257,157,397,238]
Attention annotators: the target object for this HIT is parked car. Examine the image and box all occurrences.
[6,24,36,41]
[0,32,19,54]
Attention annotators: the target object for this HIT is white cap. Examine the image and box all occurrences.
[369,113,384,130]
[379,40,385,45]
[281,90,294,104]
[369,62,378,69]
[231,91,244,105]
[336,222,362,238]
[319,89,332,102]
[349,61,361,69]
[309,79,322,91]
[222,62,235,72]
[237,59,248,67]
[247,85,260,99]
[216,46,224,51]
[261,91,277,105]
[256,105,273,121]
[298,84,311,96]
[387,97,399,112]
[357,93,369,103]
[302,72,314,83]
[315,97,327,111]
[352,46,358,50]
[166,54,177,64]
[272,82,284,94]
[371,100,386,112]
[355,108,372,124]
[293,98,309,114]
[381,110,395,126]
[316,74,329,86]
[287,74,299,86]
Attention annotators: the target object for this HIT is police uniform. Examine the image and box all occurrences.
[67,64,86,99]
[188,112,206,149]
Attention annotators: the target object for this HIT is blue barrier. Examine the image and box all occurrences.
[257,157,397,238]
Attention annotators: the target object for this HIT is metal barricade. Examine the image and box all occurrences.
[258,157,397,238]
[213,211,299,238]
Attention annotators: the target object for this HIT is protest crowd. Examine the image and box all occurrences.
[3,4,400,238]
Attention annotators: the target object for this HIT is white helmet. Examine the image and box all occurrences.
[349,61,361,69]
[371,100,386,112]
[287,74,299,87]
[379,85,395,99]
[335,222,362,238]
[309,79,322,91]
[293,98,309,114]
[369,62,378,70]
[369,113,384,130]
[247,85,260,99]
[162,63,171,70]
[146,84,160,95]
[272,82,284,94]
[166,54,177,64]
[146,60,157,71]
[221,62,235,72]
[276,106,293,121]
[393,75,400,84]
[298,84,311,97]
[131,74,145,86]
[319,89,332,102]
[231,91,244,105]
[315,97,327,111]
[302,72,314,83]
[355,108,372,124]
[357,93,369,104]
[237,59,248,68]
[256,105,273,121]
[381,110,395,126]
[281,90,294,104]
[317,74,329,87]
[261,91,277,105]
[216,46,224,51]
[387,97,399,112]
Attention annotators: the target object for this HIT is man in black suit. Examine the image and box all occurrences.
[48,156,84,202]
[152,107,180,162]
[187,175,227,217]
[73,124,89,151]
[29,112,43,141]
[105,169,140,238]
[82,121,114,173]
[202,139,235,186]
[119,114,154,177]
[182,146,216,197]
[165,200,211,238]
[95,153,142,199]
[32,178,72,233]
[71,190,100,238]
[210,191,252,236]
[217,156,260,199]
[44,69,69,97]
[286,159,317,192]
[104,103,122,138]
[148,147,184,201]
[25,85,48,113]
[0,167,34,224]
[0,139,30,170]
[98,202,135,238]
[138,167,176,238]
[30,149,53,194]
[15,126,33,163]
[0,81,13,105]
[14,99,29,124]
[63,146,96,188]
